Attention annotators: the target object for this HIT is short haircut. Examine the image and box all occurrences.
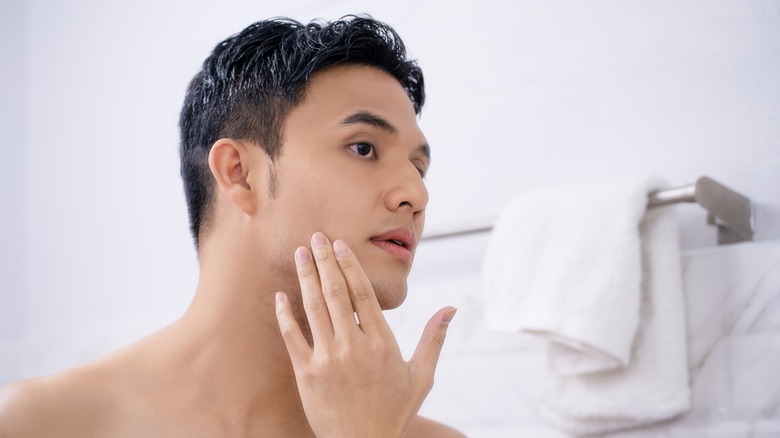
[178,15,425,248]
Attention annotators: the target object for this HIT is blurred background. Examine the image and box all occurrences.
[1,1,778,436]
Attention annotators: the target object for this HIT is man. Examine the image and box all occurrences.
[0,16,463,437]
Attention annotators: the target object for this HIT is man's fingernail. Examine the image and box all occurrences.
[311,232,328,248]
[275,292,285,305]
[333,240,350,257]
[295,247,311,263]
[442,308,457,324]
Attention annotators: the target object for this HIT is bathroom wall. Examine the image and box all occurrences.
[1,0,778,435]
[0,0,27,383]
[391,234,780,436]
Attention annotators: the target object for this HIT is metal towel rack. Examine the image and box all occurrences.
[421,176,755,245]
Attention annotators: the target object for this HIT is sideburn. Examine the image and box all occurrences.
[267,162,279,197]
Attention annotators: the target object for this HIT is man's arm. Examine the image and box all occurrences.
[407,416,467,438]
[0,378,63,437]
[275,232,458,438]
[0,371,108,438]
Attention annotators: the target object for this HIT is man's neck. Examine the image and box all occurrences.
[132,225,313,434]
[148,258,312,435]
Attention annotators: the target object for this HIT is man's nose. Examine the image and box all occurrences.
[383,162,429,216]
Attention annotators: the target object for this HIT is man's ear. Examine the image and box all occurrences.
[208,139,257,215]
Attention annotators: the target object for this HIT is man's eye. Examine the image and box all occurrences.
[349,142,376,158]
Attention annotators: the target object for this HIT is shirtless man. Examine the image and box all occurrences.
[0,15,464,437]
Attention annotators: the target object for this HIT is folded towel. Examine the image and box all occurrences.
[482,177,690,436]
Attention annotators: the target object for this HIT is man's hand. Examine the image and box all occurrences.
[274,232,456,438]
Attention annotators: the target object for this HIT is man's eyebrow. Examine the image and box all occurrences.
[339,110,397,135]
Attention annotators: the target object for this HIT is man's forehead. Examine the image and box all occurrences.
[286,65,429,154]
[305,65,415,111]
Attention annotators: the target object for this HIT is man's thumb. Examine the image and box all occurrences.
[409,306,457,391]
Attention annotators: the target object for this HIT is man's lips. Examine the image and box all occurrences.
[370,228,417,262]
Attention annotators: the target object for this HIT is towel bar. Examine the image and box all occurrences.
[422,176,754,245]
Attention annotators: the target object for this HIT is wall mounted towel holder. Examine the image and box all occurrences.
[422,176,754,245]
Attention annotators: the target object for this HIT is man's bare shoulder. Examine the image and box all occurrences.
[0,365,115,437]
[407,415,467,437]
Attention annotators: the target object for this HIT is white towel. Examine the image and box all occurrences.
[483,177,690,436]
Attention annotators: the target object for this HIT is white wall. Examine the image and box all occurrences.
[1,0,779,432]
[0,0,28,383]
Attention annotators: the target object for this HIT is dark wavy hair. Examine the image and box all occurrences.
[179,15,425,248]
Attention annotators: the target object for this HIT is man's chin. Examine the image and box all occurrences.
[372,279,408,310]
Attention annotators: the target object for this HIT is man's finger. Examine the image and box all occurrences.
[274,292,312,364]
[409,307,457,393]
[295,245,333,347]
[332,239,387,335]
[310,232,359,335]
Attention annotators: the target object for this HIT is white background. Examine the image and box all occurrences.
[1,0,779,433]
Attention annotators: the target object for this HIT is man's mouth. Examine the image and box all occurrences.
[369,228,417,262]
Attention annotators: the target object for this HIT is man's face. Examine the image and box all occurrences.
[254,64,429,310]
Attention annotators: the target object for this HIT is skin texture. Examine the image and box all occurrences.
[0,65,464,437]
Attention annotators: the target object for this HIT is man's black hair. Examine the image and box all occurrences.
[179,15,425,248]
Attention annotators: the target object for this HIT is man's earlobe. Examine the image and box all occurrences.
[208,139,255,215]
